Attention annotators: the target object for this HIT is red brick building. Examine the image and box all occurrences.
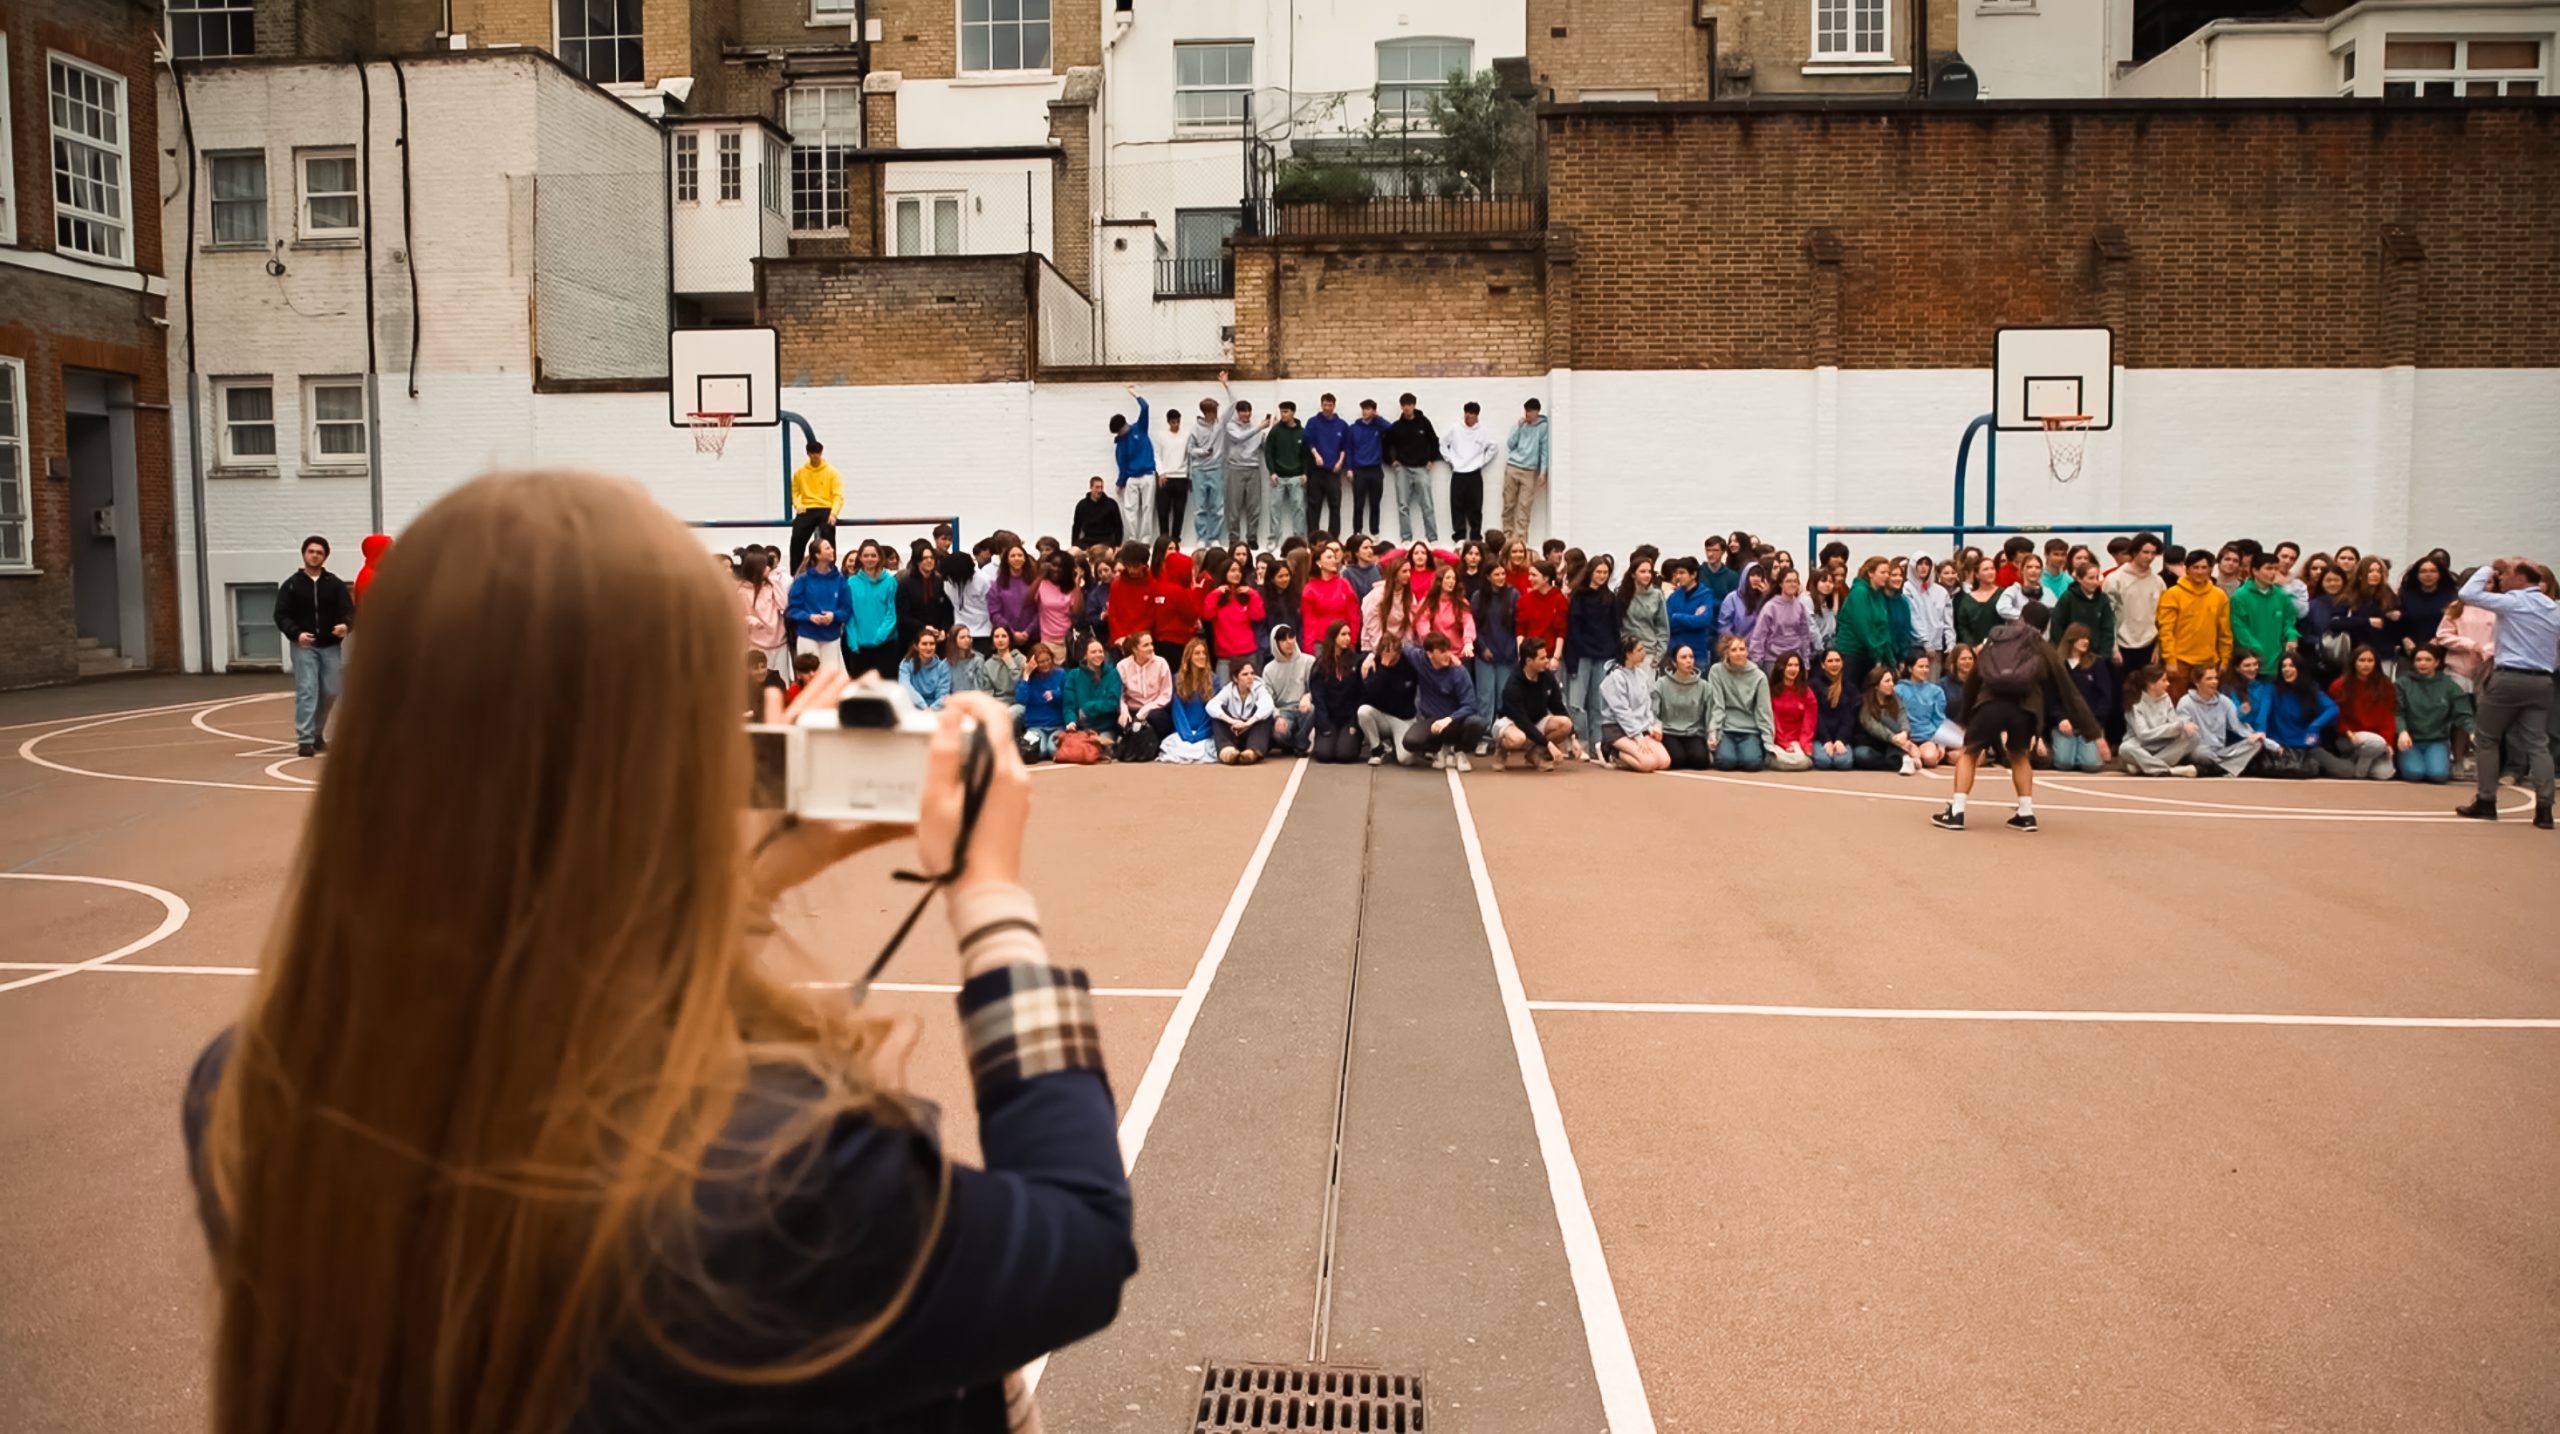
[0,0,179,687]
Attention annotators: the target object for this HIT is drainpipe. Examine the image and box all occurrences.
[168,52,214,671]
[357,62,384,532]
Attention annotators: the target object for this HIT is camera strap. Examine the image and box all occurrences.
[852,721,997,1000]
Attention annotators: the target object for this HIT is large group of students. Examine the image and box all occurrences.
[737,518,2559,831]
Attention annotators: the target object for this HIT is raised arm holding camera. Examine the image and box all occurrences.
[181,472,1134,1434]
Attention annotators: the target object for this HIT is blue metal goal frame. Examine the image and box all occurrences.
[1809,412,2170,560]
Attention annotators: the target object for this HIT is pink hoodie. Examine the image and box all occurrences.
[2435,600,2497,683]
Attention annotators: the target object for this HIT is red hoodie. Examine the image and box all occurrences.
[1515,584,1568,650]
[1106,570,1156,646]
[1152,550,1200,650]
[2328,675,2396,743]
[353,533,393,607]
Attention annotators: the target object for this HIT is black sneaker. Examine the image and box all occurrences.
[296,742,316,758]
[312,738,327,755]
[2537,802,2554,831]
[1366,747,1384,767]
[2453,798,2499,821]
[2006,813,2039,833]
[1930,806,1964,832]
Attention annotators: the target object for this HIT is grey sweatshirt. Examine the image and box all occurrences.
[1621,584,1669,662]
[1187,386,1231,471]
[1263,649,1314,709]
[1704,661,1776,744]
[1652,669,1710,736]
[1223,415,1269,477]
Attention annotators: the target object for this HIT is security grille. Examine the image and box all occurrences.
[1193,1361,1425,1433]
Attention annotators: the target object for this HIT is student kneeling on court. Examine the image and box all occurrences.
[181,472,1133,1434]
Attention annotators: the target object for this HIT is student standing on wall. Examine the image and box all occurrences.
[1188,375,1234,546]
[1222,393,1271,550]
[1152,406,1189,544]
[1441,401,1503,543]
[1385,393,1444,544]
[1264,401,1310,544]
[785,439,842,574]
[1108,385,1154,546]
[274,536,353,759]
[2452,557,2557,828]
[1304,394,1352,538]
[1499,399,1549,540]
[1346,398,1391,537]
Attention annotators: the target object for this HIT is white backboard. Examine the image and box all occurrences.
[669,326,780,427]
[1993,326,2114,431]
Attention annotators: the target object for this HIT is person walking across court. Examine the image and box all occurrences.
[2452,557,2556,828]
[275,535,353,758]
[1499,399,1549,540]
[785,439,841,573]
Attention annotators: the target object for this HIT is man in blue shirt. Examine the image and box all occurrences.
[1304,393,1352,538]
[1346,399,1390,538]
[1400,634,1484,770]
[2453,557,2556,827]
[1107,384,1154,546]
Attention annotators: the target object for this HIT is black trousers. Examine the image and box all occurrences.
[1307,470,1344,538]
[1310,724,1366,763]
[1402,714,1486,759]
[789,507,835,572]
[1156,478,1191,544]
[1350,466,1385,536]
[1662,732,1713,769]
[1450,468,1484,542]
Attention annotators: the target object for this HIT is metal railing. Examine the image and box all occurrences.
[1250,193,1546,238]
[1154,256,1235,298]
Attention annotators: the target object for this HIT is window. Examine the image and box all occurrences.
[2381,36,2545,97]
[558,0,644,85]
[810,0,858,16]
[787,84,859,232]
[718,131,743,202]
[762,135,785,215]
[299,149,359,238]
[1375,38,1470,129]
[673,131,698,203]
[1158,209,1237,297]
[229,584,284,664]
[0,358,26,571]
[48,55,130,262]
[208,151,267,246]
[303,378,368,467]
[1175,42,1253,132]
[216,379,277,466]
[959,0,1050,73]
[169,0,256,59]
[891,194,964,255]
[1812,0,1891,60]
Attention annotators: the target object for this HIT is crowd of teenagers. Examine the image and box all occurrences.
[733,520,2558,829]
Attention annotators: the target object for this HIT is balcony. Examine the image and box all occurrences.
[1155,255,1235,299]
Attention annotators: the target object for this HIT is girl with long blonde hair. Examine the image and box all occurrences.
[184,471,1131,1434]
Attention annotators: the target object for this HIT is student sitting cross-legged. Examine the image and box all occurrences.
[1704,635,1777,772]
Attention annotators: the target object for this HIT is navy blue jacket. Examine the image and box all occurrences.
[1564,587,1623,665]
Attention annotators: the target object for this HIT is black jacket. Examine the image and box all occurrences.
[1071,494,1122,551]
[1500,667,1569,732]
[1360,653,1420,720]
[1310,660,1365,730]
[1384,412,1440,468]
[275,569,354,647]
[1563,587,1623,665]
[897,572,957,648]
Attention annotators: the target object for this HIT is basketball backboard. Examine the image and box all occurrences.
[1993,326,2114,431]
[668,327,780,427]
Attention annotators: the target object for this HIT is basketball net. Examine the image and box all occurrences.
[687,411,735,458]
[2041,415,2091,485]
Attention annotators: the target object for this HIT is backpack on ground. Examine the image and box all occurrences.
[1977,623,2044,700]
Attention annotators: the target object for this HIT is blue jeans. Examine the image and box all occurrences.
[2398,739,2450,783]
[290,641,344,745]
[1568,659,1608,749]
[1812,743,1854,770]
[1390,462,1438,542]
[1192,463,1225,545]
[1713,732,1765,771]
[1273,707,1312,755]
[1472,659,1507,726]
[2051,730,2104,771]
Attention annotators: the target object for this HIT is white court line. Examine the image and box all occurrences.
[263,756,319,786]
[1523,1000,2560,1030]
[16,706,312,793]
[1025,755,1309,1398]
[190,692,296,753]
[0,695,260,733]
[0,874,193,995]
[0,961,251,976]
[2039,775,2532,818]
[0,962,1190,998]
[1664,769,2516,823]
[1447,768,1658,1434]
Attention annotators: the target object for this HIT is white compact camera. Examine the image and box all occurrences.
[747,679,942,824]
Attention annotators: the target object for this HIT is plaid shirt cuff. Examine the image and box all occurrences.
[959,963,1107,1098]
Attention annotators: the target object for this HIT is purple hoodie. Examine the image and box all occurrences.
[1750,591,1816,670]
[1716,562,1764,646]
[987,575,1039,641]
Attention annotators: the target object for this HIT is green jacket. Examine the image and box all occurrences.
[1622,585,1669,661]
[1653,669,1711,736]
[2395,669,2470,742]
[1837,578,1898,662]
[2046,583,2116,659]
[1264,421,1309,477]
[2229,580,2294,666]
[1954,590,2003,647]
[1063,664,1124,728]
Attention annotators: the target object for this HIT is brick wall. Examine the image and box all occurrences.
[1547,102,2560,371]
[1231,239,1548,381]
[1531,0,1961,101]
[444,0,699,83]
[760,256,1035,384]
[866,0,1098,78]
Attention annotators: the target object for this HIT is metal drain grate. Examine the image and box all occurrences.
[1192,1361,1426,1432]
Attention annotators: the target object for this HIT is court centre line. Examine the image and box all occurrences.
[1446,768,1658,1434]
[1663,770,2513,823]
[0,962,1189,1000]
[0,874,193,995]
[1523,1000,2560,1031]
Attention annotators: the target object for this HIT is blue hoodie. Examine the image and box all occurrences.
[899,656,951,709]
[2233,677,2274,733]
[1305,410,1351,471]
[1665,581,1718,662]
[1899,673,1951,743]
[1113,397,1155,484]
[846,568,900,648]
[1016,667,1066,730]
[2263,683,2339,749]
[786,561,852,644]
[1346,414,1388,468]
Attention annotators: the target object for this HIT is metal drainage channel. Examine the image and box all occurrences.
[1192,772,1426,1433]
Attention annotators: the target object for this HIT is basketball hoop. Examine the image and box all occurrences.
[686,411,736,458]
[2040,415,2092,485]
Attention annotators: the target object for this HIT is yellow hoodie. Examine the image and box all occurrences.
[2155,575,2231,669]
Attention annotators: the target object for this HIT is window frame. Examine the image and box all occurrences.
[297,147,361,240]
[0,356,28,573]
[556,0,646,86]
[762,134,786,215]
[717,130,744,203]
[214,377,279,469]
[673,131,699,204]
[787,83,861,234]
[1374,37,1472,131]
[47,51,132,265]
[2379,35,2546,97]
[889,191,966,256]
[1811,0,1894,62]
[809,0,859,19]
[207,149,268,248]
[168,0,258,61]
[957,0,1053,75]
[229,582,287,665]
[1174,41,1254,134]
[1158,208,1239,298]
[301,376,370,470]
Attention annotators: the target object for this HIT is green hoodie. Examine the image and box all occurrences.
[1653,667,1710,735]
[1622,584,1669,661]
[2046,582,2117,660]
[1837,577,1897,662]
[1704,660,1777,744]
[2229,579,2294,666]
[2394,669,2470,742]
[1264,420,1309,477]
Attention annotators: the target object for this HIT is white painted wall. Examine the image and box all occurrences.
[883,158,1054,256]
[1960,0,2115,98]
[895,75,1062,147]
[671,123,788,294]
[2330,3,2559,95]
[2118,4,2557,97]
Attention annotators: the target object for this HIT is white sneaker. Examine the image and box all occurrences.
[1454,752,1472,773]
[2169,764,2199,778]
[1432,749,1450,770]
[1899,755,1918,776]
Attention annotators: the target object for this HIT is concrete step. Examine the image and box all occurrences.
[74,648,137,678]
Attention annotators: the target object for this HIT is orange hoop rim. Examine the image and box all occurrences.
[2039,414,2093,431]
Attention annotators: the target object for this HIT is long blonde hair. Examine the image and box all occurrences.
[200,472,933,1434]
